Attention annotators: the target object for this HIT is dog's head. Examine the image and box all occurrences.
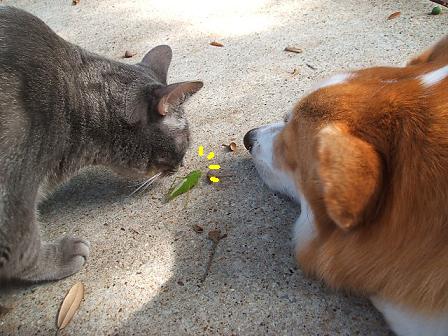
[244,73,386,231]
[244,35,448,312]
[245,35,448,233]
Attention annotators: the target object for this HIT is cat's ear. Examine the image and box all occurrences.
[154,81,203,116]
[140,45,172,85]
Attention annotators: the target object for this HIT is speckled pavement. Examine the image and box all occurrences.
[0,1,446,335]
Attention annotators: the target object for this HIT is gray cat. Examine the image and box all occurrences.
[0,6,202,283]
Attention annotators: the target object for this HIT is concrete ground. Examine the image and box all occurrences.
[0,0,446,335]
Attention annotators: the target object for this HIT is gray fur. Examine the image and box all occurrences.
[0,6,202,283]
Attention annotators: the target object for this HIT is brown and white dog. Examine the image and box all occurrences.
[244,36,448,336]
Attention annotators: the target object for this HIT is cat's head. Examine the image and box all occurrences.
[112,45,202,179]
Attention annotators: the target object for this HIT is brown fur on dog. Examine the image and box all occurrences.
[275,36,448,313]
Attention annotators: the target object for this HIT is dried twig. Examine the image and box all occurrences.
[200,240,218,283]
[200,230,227,283]
[430,0,448,7]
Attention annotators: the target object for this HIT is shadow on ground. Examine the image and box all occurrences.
[109,156,390,336]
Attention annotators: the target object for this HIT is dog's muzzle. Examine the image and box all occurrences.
[243,128,258,152]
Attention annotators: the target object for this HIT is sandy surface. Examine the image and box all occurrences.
[0,0,446,335]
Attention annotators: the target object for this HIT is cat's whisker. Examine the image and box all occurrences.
[128,180,148,197]
[141,174,161,193]
[128,172,162,197]
[128,178,155,197]
[136,172,161,193]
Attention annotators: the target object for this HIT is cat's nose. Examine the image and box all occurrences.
[244,128,258,152]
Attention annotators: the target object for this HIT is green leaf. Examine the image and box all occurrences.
[167,170,202,201]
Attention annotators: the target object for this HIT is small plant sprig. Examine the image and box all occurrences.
[166,146,222,202]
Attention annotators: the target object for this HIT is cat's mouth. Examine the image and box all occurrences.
[111,165,159,179]
[157,166,179,177]
[113,163,180,197]
[127,165,178,197]
[150,159,182,177]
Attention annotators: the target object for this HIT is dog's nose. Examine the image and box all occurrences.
[244,128,257,152]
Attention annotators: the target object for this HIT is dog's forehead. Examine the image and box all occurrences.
[312,72,355,91]
[297,70,396,121]
[297,72,358,119]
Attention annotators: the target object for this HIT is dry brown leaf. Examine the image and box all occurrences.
[57,281,84,330]
[208,229,222,243]
[284,47,303,54]
[222,142,237,152]
[289,68,300,76]
[192,224,204,233]
[208,229,227,243]
[387,11,401,20]
[210,41,224,47]
[124,50,137,58]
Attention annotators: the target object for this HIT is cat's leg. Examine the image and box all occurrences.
[0,188,90,282]
[371,296,448,336]
[18,237,90,282]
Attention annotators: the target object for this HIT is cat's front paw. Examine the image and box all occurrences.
[48,237,90,280]
[20,237,90,282]
[58,237,90,266]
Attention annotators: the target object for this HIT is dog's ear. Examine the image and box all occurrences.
[408,35,448,65]
[408,49,432,66]
[316,124,382,230]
